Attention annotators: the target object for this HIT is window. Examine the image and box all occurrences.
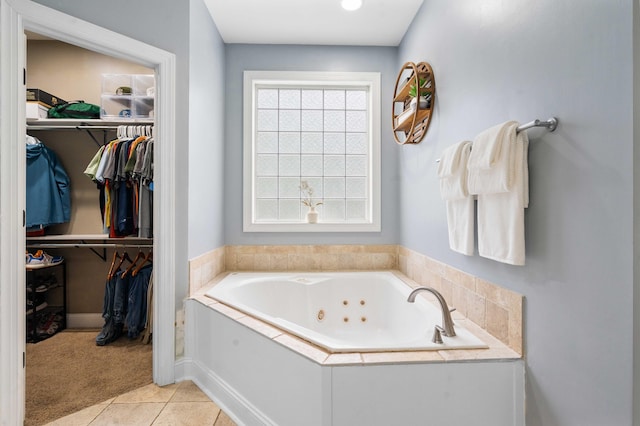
[243,71,381,232]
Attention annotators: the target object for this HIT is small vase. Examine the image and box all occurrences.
[306,207,318,224]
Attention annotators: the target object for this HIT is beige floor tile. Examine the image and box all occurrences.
[45,403,108,426]
[214,410,237,426]
[113,383,179,404]
[152,401,220,425]
[170,381,213,402]
[90,402,165,426]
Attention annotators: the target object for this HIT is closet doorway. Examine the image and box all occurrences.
[25,36,155,423]
[0,1,177,424]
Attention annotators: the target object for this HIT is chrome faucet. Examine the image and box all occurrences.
[407,287,456,342]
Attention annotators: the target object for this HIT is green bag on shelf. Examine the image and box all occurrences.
[47,101,101,119]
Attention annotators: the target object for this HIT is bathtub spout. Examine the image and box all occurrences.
[407,287,456,338]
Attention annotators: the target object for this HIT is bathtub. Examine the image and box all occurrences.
[205,271,487,353]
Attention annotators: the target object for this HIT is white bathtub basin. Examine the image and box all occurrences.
[205,271,488,353]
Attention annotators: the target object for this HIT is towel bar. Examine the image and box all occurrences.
[435,117,558,163]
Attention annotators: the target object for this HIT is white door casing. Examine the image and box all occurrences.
[0,1,177,424]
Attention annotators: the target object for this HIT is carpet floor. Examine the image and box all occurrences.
[25,330,152,426]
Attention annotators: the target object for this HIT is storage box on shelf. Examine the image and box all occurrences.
[101,74,155,120]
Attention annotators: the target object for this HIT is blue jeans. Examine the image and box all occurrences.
[126,264,152,339]
[96,271,129,345]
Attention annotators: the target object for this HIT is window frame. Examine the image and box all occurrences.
[243,70,381,232]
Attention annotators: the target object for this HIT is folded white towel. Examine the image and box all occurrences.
[438,141,474,256]
[477,129,529,265]
[438,141,472,200]
[467,121,519,195]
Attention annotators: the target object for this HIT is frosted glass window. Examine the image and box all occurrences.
[257,132,278,153]
[324,111,345,132]
[279,89,300,109]
[279,177,301,198]
[256,154,278,176]
[346,110,367,132]
[279,132,300,153]
[324,177,345,198]
[246,71,380,229]
[347,199,366,220]
[279,155,300,176]
[301,155,323,176]
[346,133,367,154]
[301,133,323,153]
[346,90,367,110]
[346,155,367,176]
[324,133,345,154]
[256,177,278,198]
[322,199,345,221]
[346,177,366,198]
[279,199,301,220]
[257,89,278,109]
[324,155,345,176]
[301,110,323,131]
[256,199,278,221]
[257,110,278,131]
[279,110,300,132]
[324,90,345,110]
[302,90,323,109]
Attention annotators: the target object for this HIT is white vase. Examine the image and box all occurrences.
[410,96,429,110]
[306,207,318,224]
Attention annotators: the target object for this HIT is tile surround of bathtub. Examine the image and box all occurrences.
[225,245,397,272]
[398,246,523,355]
[188,244,523,356]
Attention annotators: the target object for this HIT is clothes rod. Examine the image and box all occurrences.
[26,243,153,249]
[26,125,143,131]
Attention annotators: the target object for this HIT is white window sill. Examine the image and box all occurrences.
[243,222,380,233]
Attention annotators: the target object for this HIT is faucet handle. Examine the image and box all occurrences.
[432,325,444,344]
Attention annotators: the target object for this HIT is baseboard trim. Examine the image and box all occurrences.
[179,358,275,426]
[66,313,103,329]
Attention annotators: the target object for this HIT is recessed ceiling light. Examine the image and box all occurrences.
[341,0,363,11]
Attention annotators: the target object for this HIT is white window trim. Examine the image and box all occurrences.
[243,70,381,233]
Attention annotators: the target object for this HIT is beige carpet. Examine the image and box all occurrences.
[25,330,152,426]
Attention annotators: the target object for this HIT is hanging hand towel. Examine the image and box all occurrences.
[467,121,519,195]
[476,126,529,265]
[438,141,474,256]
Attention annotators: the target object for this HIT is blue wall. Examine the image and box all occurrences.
[223,44,399,245]
[188,0,226,259]
[398,1,634,425]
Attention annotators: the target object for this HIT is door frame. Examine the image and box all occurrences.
[0,1,177,424]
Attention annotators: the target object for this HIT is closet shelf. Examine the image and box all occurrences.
[27,234,153,261]
[27,118,154,130]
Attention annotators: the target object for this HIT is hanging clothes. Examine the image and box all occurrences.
[26,136,71,232]
[83,126,154,238]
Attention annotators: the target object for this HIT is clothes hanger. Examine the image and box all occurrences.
[110,251,133,279]
[121,249,145,278]
[132,250,152,277]
[107,250,120,280]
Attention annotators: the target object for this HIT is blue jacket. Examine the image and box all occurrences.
[26,142,71,228]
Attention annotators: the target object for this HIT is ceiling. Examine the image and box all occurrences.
[204,0,424,47]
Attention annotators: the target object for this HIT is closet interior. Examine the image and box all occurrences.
[24,34,155,380]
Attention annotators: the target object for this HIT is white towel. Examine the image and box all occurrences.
[477,128,529,265]
[467,121,519,195]
[438,141,472,200]
[438,141,474,256]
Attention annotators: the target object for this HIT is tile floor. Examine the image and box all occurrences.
[45,380,236,426]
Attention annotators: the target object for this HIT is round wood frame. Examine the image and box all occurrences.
[392,61,435,145]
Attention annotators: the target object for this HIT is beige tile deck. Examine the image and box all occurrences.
[44,381,236,426]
